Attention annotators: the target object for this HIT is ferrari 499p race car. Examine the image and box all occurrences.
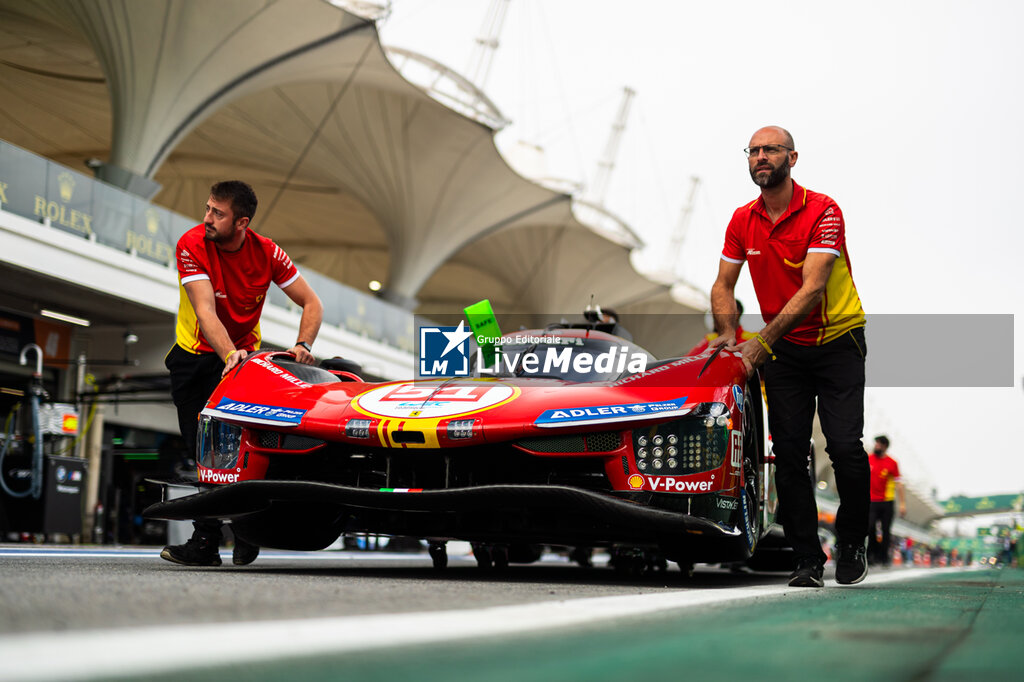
[146,319,782,573]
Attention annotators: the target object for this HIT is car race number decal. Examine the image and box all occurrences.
[353,382,519,419]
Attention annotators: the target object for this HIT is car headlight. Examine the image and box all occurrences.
[447,419,476,440]
[198,415,242,470]
[345,419,373,439]
[631,402,730,477]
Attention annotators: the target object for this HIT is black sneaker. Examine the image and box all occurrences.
[788,558,824,588]
[160,536,222,567]
[835,542,868,585]
[232,537,260,566]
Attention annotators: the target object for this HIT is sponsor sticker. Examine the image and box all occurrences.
[355,382,518,419]
[199,468,240,484]
[613,356,702,386]
[627,474,645,490]
[251,356,313,389]
[733,384,744,412]
[731,430,743,470]
[535,396,689,427]
[213,398,306,424]
[716,496,739,510]
[741,491,755,549]
[648,474,717,493]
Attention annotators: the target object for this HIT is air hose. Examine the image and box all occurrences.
[1,344,46,500]
[0,390,43,500]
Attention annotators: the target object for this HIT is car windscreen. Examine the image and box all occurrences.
[481,336,655,383]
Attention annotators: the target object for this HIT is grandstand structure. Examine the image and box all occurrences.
[0,0,710,537]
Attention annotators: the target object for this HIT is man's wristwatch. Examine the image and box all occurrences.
[296,341,312,352]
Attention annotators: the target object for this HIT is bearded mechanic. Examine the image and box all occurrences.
[161,180,323,567]
[708,126,870,587]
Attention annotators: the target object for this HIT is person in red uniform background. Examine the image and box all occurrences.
[161,180,323,567]
[709,126,869,588]
[868,434,906,566]
[687,299,756,355]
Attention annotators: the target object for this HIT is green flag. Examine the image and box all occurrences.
[464,299,501,368]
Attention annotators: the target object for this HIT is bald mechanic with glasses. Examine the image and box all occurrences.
[708,126,869,588]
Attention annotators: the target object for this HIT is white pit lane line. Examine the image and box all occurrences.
[0,547,450,561]
[0,567,965,682]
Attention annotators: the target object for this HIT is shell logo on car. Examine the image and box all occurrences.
[627,474,645,490]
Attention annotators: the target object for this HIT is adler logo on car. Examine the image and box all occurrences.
[212,398,306,424]
[535,397,689,428]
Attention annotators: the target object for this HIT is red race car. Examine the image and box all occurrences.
[146,321,782,574]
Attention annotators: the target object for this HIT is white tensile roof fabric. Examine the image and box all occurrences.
[0,0,706,353]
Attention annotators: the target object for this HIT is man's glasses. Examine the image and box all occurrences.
[743,145,793,158]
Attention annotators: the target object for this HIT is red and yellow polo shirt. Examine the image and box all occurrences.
[721,181,865,346]
[869,454,901,502]
[174,224,299,354]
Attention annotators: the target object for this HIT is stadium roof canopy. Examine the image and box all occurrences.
[0,0,705,350]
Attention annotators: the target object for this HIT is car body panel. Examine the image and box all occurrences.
[146,327,780,565]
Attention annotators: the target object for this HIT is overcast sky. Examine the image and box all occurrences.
[379,0,1024,502]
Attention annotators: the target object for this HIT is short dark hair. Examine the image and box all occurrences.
[874,435,890,448]
[210,181,258,222]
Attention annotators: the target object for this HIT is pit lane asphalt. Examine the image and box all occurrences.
[3,547,1018,682]
[0,545,783,635]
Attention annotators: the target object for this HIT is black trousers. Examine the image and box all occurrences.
[765,327,869,565]
[165,344,226,541]
[868,500,895,565]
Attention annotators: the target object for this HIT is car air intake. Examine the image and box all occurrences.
[254,430,325,451]
[391,430,426,444]
[280,434,326,450]
[257,430,280,448]
[516,431,621,453]
[585,431,622,452]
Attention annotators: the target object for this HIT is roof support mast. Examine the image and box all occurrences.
[587,86,636,206]
[466,0,511,90]
[667,176,701,276]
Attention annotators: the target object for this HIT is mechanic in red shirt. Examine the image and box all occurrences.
[161,180,323,568]
[868,435,905,566]
[709,126,869,588]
